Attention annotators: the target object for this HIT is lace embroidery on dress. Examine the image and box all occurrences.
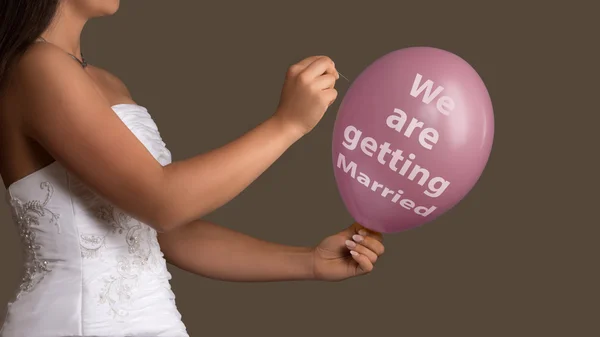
[70,186,167,319]
[66,144,170,319]
[7,182,61,298]
[68,175,110,259]
[76,201,167,318]
[95,204,166,319]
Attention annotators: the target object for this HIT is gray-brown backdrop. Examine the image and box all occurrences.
[1,1,598,336]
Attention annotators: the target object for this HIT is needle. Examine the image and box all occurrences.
[337,71,350,82]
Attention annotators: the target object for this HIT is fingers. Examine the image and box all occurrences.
[346,222,384,242]
[313,73,337,90]
[352,223,383,242]
[346,239,378,263]
[344,223,385,275]
[323,88,338,106]
[287,56,339,93]
[352,233,385,257]
[301,56,337,80]
[287,55,326,77]
[286,56,322,78]
[350,250,374,273]
[296,55,322,69]
[357,228,383,244]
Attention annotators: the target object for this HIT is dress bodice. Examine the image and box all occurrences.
[0,104,189,337]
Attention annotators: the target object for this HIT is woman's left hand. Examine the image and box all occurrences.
[312,223,385,281]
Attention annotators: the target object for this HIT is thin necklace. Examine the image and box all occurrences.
[35,36,88,68]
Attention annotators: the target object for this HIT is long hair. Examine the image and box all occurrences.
[0,0,60,87]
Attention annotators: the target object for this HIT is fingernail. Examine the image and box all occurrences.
[345,240,356,249]
[350,250,359,257]
[352,234,364,243]
[358,229,367,236]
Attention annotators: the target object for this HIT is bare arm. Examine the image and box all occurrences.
[14,45,337,231]
[158,220,315,282]
[158,118,299,229]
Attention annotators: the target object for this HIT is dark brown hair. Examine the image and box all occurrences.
[0,0,60,87]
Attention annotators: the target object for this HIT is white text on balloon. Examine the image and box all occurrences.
[341,125,450,198]
[336,153,438,217]
[410,73,455,116]
[386,108,439,150]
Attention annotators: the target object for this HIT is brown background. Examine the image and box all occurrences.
[1,1,598,336]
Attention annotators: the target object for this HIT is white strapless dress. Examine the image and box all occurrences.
[0,104,189,337]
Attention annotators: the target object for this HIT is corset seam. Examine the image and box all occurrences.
[65,170,84,336]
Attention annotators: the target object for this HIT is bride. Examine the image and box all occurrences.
[0,1,385,336]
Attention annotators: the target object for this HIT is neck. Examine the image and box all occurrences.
[40,4,88,57]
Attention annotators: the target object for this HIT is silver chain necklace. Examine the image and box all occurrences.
[35,36,88,68]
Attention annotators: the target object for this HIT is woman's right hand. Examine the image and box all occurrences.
[14,46,339,233]
[273,56,339,137]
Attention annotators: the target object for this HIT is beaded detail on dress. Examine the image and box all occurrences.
[0,104,188,337]
[7,182,60,298]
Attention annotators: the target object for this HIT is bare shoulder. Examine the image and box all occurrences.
[9,42,77,89]
[2,42,85,120]
[7,43,123,129]
[14,43,132,99]
[10,43,134,117]
[10,42,94,100]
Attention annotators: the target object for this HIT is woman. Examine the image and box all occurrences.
[0,1,385,336]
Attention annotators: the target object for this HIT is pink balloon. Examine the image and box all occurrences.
[332,47,494,233]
